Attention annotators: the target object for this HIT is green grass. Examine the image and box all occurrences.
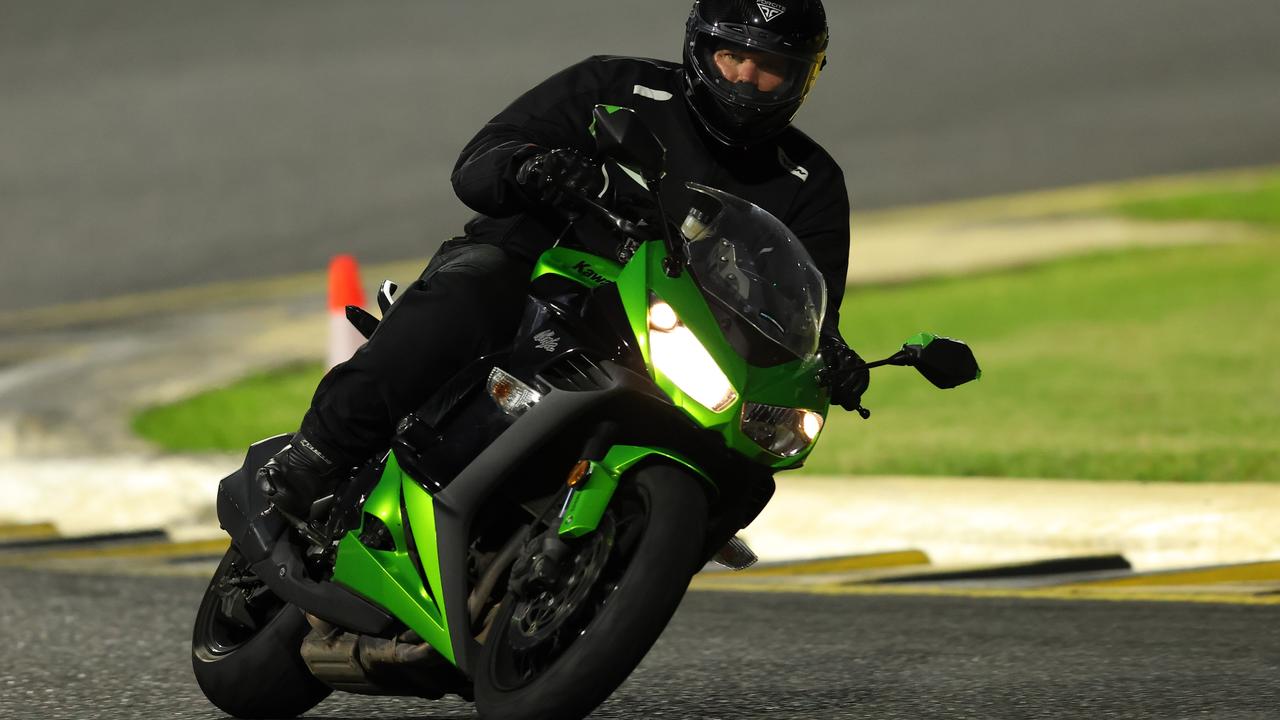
[132,362,325,453]
[1113,170,1280,225]
[804,238,1280,482]
[133,239,1280,482]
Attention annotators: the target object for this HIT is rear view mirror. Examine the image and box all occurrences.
[903,333,981,389]
[591,105,666,183]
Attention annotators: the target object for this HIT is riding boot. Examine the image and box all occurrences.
[256,434,346,520]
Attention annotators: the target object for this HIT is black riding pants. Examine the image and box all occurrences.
[300,241,532,463]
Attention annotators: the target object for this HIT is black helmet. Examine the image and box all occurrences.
[683,0,829,147]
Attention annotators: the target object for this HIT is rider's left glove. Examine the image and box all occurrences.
[257,434,345,521]
[514,148,607,209]
[818,334,871,413]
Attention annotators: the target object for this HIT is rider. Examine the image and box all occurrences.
[259,0,870,519]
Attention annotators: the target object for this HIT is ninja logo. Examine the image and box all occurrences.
[573,261,609,285]
[757,0,786,22]
[533,330,560,353]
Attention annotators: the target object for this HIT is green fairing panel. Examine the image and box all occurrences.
[531,247,622,288]
[559,445,710,538]
[332,452,455,664]
[905,332,938,348]
[616,241,830,471]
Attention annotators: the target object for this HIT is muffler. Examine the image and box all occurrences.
[300,617,452,699]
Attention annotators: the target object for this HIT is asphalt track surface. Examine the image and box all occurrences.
[2,567,1278,720]
[4,0,1280,311]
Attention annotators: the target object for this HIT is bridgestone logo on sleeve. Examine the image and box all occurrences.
[757,1,786,22]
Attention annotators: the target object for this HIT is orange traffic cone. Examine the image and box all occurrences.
[327,254,368,369]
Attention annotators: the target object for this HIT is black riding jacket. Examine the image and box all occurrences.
[451,55,851,331]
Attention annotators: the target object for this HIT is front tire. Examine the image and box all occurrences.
[191,546,330,718]
[474,463,708,720]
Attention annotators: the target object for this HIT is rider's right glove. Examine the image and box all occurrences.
[818,334,871,415]
[514,148,607,209]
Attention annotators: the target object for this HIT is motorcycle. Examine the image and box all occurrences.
[191,106,980,720]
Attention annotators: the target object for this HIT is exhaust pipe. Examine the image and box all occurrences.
[300,616,468,699]
[301,620,441,698]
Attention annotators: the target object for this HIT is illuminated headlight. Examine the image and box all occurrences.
[487,367,541,417]
[741,403,824,457]
[648,298,737,413]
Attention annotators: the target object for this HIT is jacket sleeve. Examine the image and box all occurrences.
[451,58,608,218]
[788,164,852,339]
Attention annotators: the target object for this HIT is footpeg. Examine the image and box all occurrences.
[712,535,758,570]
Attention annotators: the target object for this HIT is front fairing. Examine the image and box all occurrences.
[615,239,830,470]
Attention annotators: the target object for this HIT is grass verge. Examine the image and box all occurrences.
[1112,169,1280,225]
[132,238,1279,482]
[806,237,1279,481]
[132,363,324,453]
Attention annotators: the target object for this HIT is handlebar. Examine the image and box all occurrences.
[557,163,685,276]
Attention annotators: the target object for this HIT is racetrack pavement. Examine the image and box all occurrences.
[1,563,1277,719]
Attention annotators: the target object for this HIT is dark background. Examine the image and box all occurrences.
[3,0,1279,311]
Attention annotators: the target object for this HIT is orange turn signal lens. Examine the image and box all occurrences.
[566,460,593,488]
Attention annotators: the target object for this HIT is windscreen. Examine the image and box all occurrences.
[680,183,826,360]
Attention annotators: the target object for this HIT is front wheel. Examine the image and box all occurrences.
[191,546,330,718]
[474,463,709,720]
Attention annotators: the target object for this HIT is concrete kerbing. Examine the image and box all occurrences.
[740,475,1280,571]
[689,578,1280,607]
[0,536,229,567]
[0,521,59,542]
[0,528,165,552]
[1071,560,1280,589]
[723,550,932,577]
[867,554,1131,585]
[0,455,235,539]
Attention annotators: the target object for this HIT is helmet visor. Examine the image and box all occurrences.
[691,32,823,109]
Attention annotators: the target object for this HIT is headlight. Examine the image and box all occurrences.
[741,403,824,457]
[648,298,737,413]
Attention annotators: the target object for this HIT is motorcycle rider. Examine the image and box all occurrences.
[260,0,870,521]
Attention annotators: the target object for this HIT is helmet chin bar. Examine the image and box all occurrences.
[681,69,799,148]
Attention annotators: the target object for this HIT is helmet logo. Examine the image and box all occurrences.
[756,1,786,22]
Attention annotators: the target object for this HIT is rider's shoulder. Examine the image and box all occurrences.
[773,126,844,180]
[573,55,682,86]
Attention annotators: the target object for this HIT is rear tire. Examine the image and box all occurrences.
[191,546,330,718]
[474,463,708,720]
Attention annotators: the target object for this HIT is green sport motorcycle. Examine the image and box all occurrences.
[192,107,980,720]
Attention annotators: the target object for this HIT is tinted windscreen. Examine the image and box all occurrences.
[680,183,826,361]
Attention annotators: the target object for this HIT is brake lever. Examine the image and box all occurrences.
[560,189,648,243]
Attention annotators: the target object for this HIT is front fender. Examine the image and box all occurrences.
[558,445,711,538]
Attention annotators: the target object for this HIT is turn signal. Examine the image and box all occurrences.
[486,367,541,417]
[566,460,593,488]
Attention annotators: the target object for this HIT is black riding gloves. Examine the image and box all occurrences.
[257,434,344,520]
[818,334,871,415]
[515,148,607,208]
